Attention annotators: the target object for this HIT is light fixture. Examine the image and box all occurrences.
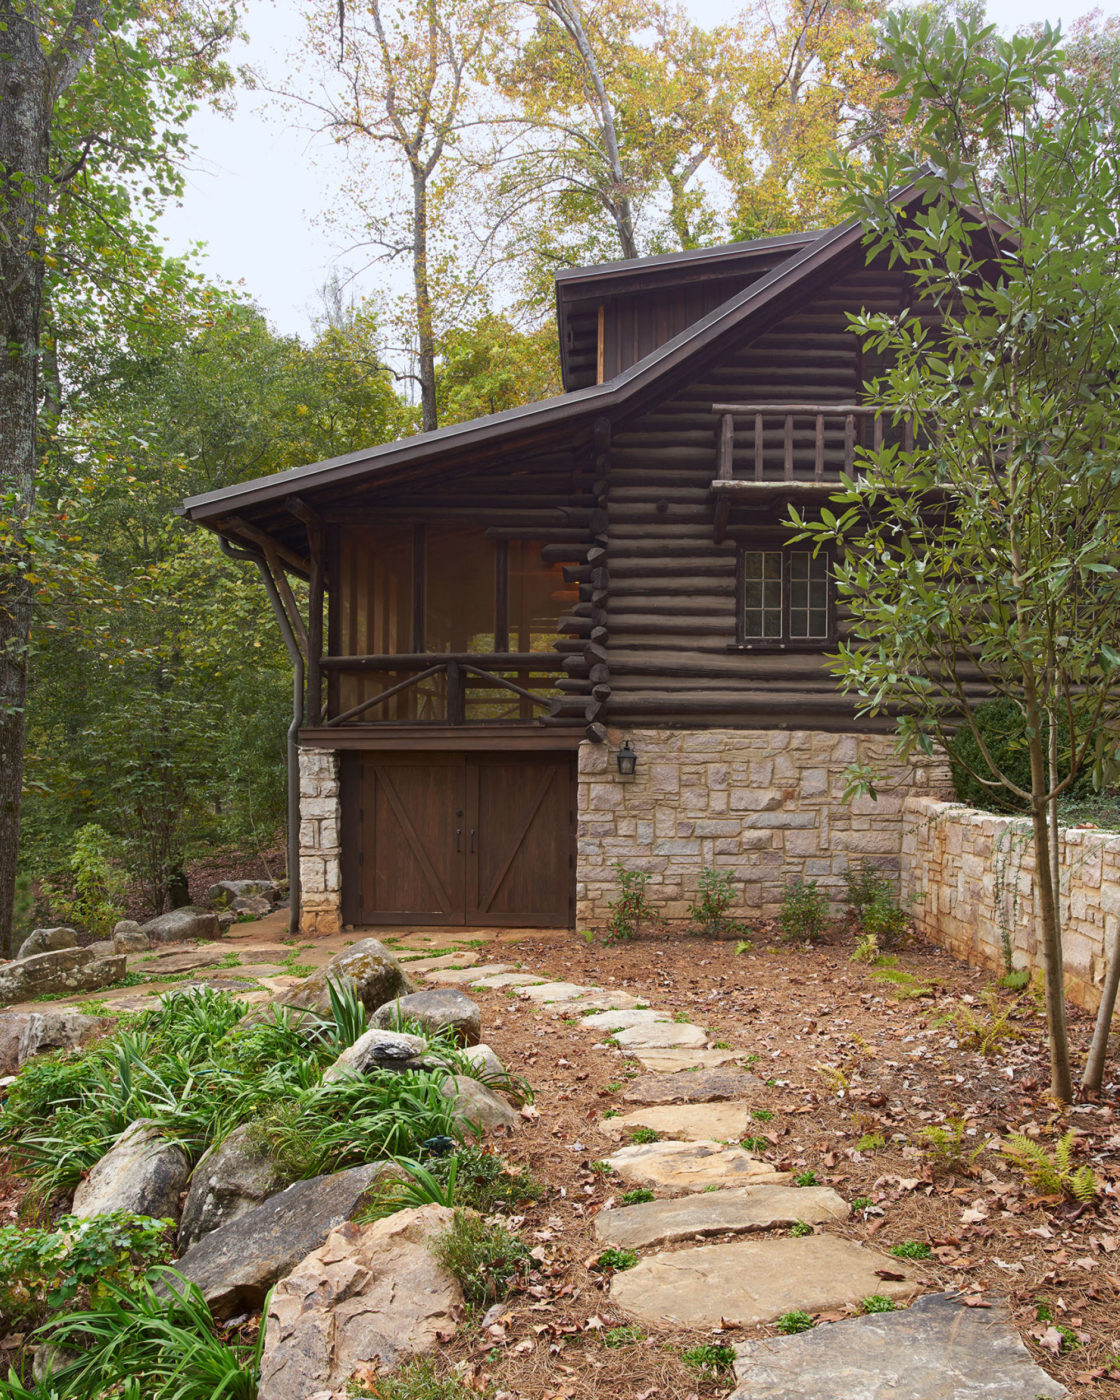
[616,739,637,776]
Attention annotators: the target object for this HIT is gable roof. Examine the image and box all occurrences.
[181,178,928,529]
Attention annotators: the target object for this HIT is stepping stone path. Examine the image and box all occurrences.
[611,1021,707,1050]
[631,1047,744,1071]
[611,1235,921,1328]
[604,1140,790,1191]
[580,1008,670,1030]
[596,1185,849,1250]
[729,1291,1068,1400]
[432,963,513,984]
[622,1068,761,1103]
[604,1102,755,1142]
[398,951,479,973]
[471,972,545,989]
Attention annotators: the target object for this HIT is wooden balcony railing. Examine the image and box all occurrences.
[712,402,915,485]
[319,653,567,726]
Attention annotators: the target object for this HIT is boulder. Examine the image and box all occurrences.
[0,1012,31,1075]
[231,894,273,919]
[16,927,77,961]
[0,949,125,1006]
[17,1010,108,1066]
[322,1028,428,1083]
[86,939,116,958]
[371,987,480,1046]
[113,920,150,953]
[172,1162,388,1319]
[439,1074,520,1134]
[178,1124,287,1250]
[141,907,220,944]
[460,1043,505,1080]
[257,1205,462,1400]
[72,1120,190,1222]
[276,939,412,1019]
[207,879,281,908]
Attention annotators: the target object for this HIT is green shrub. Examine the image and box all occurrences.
[890,1240,931,1260]
[422,1147,543,1214]
[433,1211,531,1309]
[775,1309,814,1334]
[779,878,827,942]
[595,1247,638,1272]
[789,1220,813,1237]
[620,1187,655,1205]
[39,824,128,938]
[947,698,1092,813]
[681,1343,735,1374]
[0,1213,172,1334]
[686,867,749,938]
[793,1169,819,1187]
[605,862,658,942]
[859,1295,896,1314]
[629,1127,659,1144]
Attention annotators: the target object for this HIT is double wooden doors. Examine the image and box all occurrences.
[341,752,574,927]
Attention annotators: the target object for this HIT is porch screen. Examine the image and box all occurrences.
[509,541,577,652]
[425,524,497,653]
[335,525,414,718]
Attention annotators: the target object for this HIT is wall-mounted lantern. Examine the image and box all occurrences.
[616,739,638,777]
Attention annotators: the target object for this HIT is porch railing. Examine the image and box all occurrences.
[712,402,915,484]
[319,653,566,726]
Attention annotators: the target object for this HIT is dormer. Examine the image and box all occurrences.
[554,231,821,391]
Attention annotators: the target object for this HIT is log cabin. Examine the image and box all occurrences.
[181,179,953,936]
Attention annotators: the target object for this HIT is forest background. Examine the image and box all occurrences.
[5,0,1118,950]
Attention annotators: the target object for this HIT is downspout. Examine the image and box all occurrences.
[220,537,304,936]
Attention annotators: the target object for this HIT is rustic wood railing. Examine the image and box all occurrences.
[319,653,567,726]
[712,402,915,484]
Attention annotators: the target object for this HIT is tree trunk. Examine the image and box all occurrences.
[1027,723,1074,1102]
[1081,923,1120,1094]
[412,166,437,433]
[0,6,51,957]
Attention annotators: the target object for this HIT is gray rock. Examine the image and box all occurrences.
[371,987,481,1046]
[0,948,125,1005]
[276,938,412,1018]
[72,1120,190,1222]
[440,1074,520,1134]
[461,1043,505,1080]
[86,939,116,958]
[178,1124,287,1250]
[32,1343,82,1382]
[257,1206,462,1400]
[172,1162,387,1319]
[141,907,220,944]
[729,1292,1068,1400]
[606,1102,755,1142]
[17,1010,108,1066]
[230,894,272,919]
[595,1185,849,1250]
[207,879,280,908]
[0,1012,31,1075]
[113,920,150,953]
[623,1069,763,1104]
[429,962,514,985]
[141,947,225,976]
[604,1140,789,1193]
[610,1236,920,1329]
[611,1021,708,1050]
[16,926,78,961]
[322,1027,428,1083]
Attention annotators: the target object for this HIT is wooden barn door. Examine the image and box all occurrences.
[342,752,573,927]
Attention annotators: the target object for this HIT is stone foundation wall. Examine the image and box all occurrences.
[299,748,342,936]
[576,727,949,927]
[900,795,1120,1013]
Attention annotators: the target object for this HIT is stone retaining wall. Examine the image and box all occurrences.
[576,727,948,926]
[900,795,1120,1013]
[299,748,342,936]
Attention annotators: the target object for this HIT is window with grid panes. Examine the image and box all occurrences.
[739,548,831,645]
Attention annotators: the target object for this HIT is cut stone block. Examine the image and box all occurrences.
[471,973,546,989]
[729,1291,1068,1400]
[430,963,513,985]
[622,1069,762,1104]
[610,1236,921,1328]
[580,1009,672,1030]
[595,1185,849,1250]
[611,1021,708,1050]
[605,1139,789,1192]
[605,1103,755,1142]
[632,1048,744,1072]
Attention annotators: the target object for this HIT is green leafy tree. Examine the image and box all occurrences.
[791,15,1120,1100]
[436,313,560,423]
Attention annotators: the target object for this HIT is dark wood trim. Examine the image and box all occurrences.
[412,523,426,651]
[307,527,325,726]
[494,539,509,653]
[300,724,583,751]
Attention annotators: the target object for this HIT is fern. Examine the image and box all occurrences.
[1001,1130,1098,1201]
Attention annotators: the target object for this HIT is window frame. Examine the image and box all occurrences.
[734,544,836,650]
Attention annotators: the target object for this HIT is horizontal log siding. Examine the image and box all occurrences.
[605,267,907,731]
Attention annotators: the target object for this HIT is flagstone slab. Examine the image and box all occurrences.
[429,964,514,985]
[622,1069,762,1104]
[729,1292,1067,1400]
[604,1139,790,1192]
[471,973,546,989]
[136,948,225,975]
[514,980,595,1003]
[595,1185,848,1250]
[398,952,480,972]
[631,1048,744,1072]
[542,990,646,1014]
[580,1009,672,1030]
[611,1021,708,1050]
[604,1103,755,1141]
[610,1236,920,1328]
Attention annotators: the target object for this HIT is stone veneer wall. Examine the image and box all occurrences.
[576,727,949,926]
[900,794,1120,1013]
[299,748,342,936]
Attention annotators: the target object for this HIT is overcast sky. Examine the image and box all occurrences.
[157,0,1119,340]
